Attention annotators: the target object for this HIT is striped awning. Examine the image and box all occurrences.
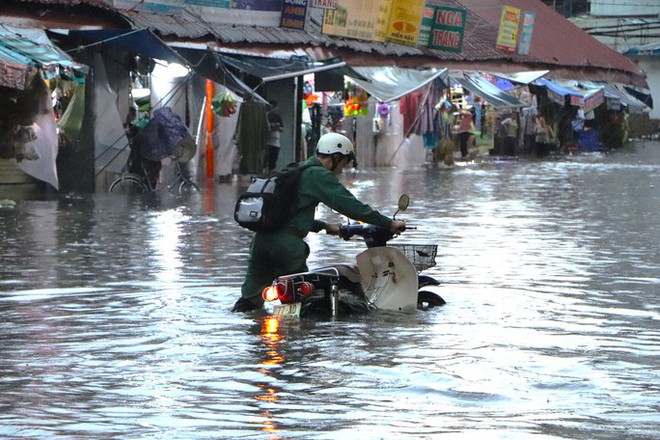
[0,26,86,90]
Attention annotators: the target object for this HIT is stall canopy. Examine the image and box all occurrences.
[67,28,188,66]
[345,66,448,103]
[621,84,653,109]
[0,26,86,90]
[536,77,581,105]
[178,49,268,104]
[454,72,525,108]
[184,52,364,102]
[593,82,648,113]
[218,54,357,84]
[536,77,606,113]
[489,70,549,85]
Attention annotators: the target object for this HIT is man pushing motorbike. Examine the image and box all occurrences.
[232,132,407,312]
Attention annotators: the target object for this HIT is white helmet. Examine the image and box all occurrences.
[316,133,355,158]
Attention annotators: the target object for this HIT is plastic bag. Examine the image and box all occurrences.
[212,91,238,117]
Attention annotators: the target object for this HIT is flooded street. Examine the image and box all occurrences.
[1,142,659,439]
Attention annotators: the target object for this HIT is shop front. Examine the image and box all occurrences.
[0,26,87,194]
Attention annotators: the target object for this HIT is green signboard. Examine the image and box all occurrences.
[418,5,466,52]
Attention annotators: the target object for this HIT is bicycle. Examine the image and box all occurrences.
[108,158,199,194]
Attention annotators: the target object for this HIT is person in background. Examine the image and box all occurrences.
[490,114,504,156]
[457,108,474,159]
[501,113,520,156]
[266,100,283,171]
[478,100,487,138]
[534,116,554,157]
[233,132,406,312]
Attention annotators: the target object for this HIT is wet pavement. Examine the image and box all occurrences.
[1,142,659,439]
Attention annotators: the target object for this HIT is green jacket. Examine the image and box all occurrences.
[284,156,392,237]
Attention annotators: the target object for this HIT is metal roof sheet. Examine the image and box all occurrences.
[12,0,112,7]
[109,0,646,85]
[120,2,501,60]
[2,0,129,29]
[457,0,644,76]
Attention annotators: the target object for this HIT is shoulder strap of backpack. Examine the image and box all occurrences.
[281,161,319,174]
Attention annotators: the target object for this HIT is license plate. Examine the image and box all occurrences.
[274,302,301,317]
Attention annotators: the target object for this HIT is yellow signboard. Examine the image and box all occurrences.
[322,0,391,42]
[386,0,424,46]
[496,5,521,53]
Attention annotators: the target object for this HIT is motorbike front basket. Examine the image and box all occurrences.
[390,244,437,272]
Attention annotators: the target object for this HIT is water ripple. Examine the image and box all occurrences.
[1,145,659,438]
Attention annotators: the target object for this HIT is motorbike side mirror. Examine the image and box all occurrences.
[398,194,410,211]
[393,194,410,220]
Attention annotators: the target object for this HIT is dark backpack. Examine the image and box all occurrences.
[234,162,315,233]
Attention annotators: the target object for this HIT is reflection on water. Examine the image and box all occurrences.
[257,316,284,437]
[1,143,659,438]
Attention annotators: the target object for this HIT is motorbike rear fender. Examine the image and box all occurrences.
[418,274,441,288]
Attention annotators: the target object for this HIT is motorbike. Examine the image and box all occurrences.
[261,194,446,318]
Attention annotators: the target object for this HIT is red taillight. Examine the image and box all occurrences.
[262,280,314,302]
[262,285,279,302]
[277,281,292,302]
[262,281,288,302]
[299,282,315,296]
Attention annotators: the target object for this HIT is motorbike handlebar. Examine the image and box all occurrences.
[339,223,408,248]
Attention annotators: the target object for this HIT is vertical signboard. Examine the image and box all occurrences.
[281,0,308,30]
[418,5,466,52]
[386,0,425,47]
[517,11,536,55]
[496,5,520,53]
[322,0,391,42]
[310,0,337,8]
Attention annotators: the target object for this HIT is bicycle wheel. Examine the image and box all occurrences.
[109,175,148,194]
[178,179,199,194]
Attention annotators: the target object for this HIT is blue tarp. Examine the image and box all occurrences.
[536,77,579,97]
[623,42,660,56]
[578,129,607,152]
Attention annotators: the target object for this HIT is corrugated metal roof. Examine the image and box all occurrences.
[2,0,129,29]
[115,0,645,85]
[121,2,504,60]
[458,0,644,76]
[13,0,112,7]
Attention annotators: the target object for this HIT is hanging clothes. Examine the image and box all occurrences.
[419,79,444,149]
[399,90,422,136]
[235,101,269,174]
